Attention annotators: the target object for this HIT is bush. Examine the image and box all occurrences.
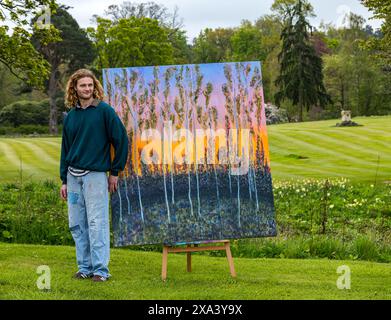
[353,236,381,262]
[308,236,347,259]
[0,99,64,127]
[0,125,62,136]
[265,103,289,124]
[0,100,49,126]
[0,179,72,245]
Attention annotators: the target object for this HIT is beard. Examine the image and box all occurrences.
[79,92,93,100]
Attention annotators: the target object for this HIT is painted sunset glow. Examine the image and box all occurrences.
[103,61,277,246]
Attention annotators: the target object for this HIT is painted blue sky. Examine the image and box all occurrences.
[103,61,264,129]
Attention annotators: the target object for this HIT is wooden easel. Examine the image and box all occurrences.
[161,240,236,281]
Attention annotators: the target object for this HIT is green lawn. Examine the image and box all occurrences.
[0,116,390,183]
[1,117,390,300]
[0,242,390,300]
[267,116,391,182]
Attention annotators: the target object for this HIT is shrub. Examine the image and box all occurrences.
[0,125,62,136]
[0,100,50,127]
[353,236,380,262]
[308,236,347,259]
[265,103,289,124]
[0,99,65,127]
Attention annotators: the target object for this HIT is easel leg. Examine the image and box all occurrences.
[225,242,237,278]
[162,245,169,281]
[186,245,191,272]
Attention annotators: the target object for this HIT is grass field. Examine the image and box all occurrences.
[267,116,391,182]
[0,117,390,300]
[0,116,390,183]
[0,242,390,300]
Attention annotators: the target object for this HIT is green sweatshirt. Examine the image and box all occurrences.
[60,99,129,184]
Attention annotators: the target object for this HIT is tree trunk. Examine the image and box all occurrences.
[48,62,59,135]
[341,82,345,110]
[299,103,303,122]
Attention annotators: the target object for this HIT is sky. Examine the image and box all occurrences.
[57,0,383,42]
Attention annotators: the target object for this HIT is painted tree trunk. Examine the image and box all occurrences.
[161,136,171,222]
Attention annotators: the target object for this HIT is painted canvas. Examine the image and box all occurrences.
[102,61,277,246]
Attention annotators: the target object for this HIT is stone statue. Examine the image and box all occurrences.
[341,110,351,122]
[336,110,361,127]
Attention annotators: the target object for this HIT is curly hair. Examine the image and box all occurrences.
[65,69,104,108]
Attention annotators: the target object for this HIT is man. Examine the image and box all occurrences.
[60,69,128,282]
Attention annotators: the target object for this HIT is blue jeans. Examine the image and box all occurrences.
[67,171,110,278]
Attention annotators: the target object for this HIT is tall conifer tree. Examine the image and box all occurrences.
[275,0,331,121]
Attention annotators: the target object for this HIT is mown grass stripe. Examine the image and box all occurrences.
[8,139,59,165]
[32,144,60,161]
[268,142,390,169]
[273,160,391,177]
[294,131,391,160]
[1,140,58,176]
[269,161,375,178]
[270,131,388,169]
[351,127,391,136]
[31,139,61,147]
[0,141,48,180]
[28,139,61,161]
[1,116,390,183]
[0,142,20,171]
[316,129,391,152]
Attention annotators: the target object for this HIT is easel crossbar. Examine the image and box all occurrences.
[167,245,226,253]
[161,240,236,280]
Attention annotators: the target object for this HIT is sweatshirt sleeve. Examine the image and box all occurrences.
[107,107,129,176]
[60,118,69,184]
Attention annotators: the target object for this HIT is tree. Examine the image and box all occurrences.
[31,6,95,134]
[88,17,174,70]
[192,28,234,63]
[100,1,190,65]
[169,28,193,64]
[255,15,283,55]
[254,15,283,103]
[310,32,332,56]
[231,20,266,62]
[323,12,391,117]
[271,0,314,20]
[103,1,182,28]
[361,0,391,69]
[274,0,331,121]
[0,63,48,110]
[0,0,60,88]
[323,53,353,115]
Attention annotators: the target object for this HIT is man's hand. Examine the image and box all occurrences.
[108,175,119,193]
[60,184,67,201]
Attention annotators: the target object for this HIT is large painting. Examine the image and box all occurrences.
[102,61,276,246]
